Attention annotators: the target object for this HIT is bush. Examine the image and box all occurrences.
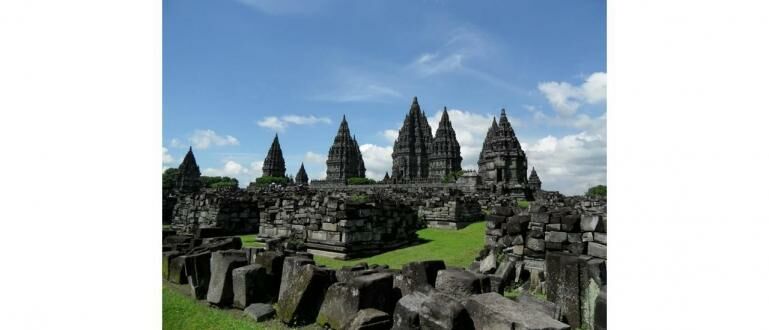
[442,170,465,183]
[210,181,238,189]
[349,194,369,204]
[253,176,288,186]
[163,168,179,190]
[347,177,376,185]
[517,200,529,209]
[200,176,239,188]
[585,185,607,197]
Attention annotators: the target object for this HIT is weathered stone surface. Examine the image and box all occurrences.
[250,251,285,300]
[207,250,248,306]
[429,107,463,179]
[587,242,607,259]
[526,237,545,252]
[514,293,562,320]
[418,291,474,329]
[464,293,569,330]
[545,252,583,328]
[494,259,516,289]
[317,272,394,329]
[397,260,445,295]
[580,214,600,232]
[545,231,568,243]
[326,116,366,181]
[162,250,182,280]
[594,286,607,330]
[479,251,497,274]
[232,264,270,309]
[262,134,286,177]
[392,291,429,330]
[198,236,243,252]
[435,268,482,298]
[347,308,392,330]
[278,256,315,301]
[184,250,212,299]
[276,264,336,326]
[594,232,607,244]
[244,303,275,322]
[168,255,188,284]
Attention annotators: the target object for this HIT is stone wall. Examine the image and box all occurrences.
[171,189,261,235]
[418,194,482,229]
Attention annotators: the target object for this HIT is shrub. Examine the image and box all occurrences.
[442,170,465,183]
[253,176,288,186]
[347,177,376,185]
[585,185,607,197]
[200,176,239,188]
[517,200,529,209]
[349,194,369,203]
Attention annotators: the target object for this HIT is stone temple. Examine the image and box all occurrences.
[528,167,542,192]
[262,134,286,178]
[176,147,202,193]
[325,115,366,181]
[391,97,434,182]
[429,107,463,179]
[478,109,528,193]
[295,162,308,185]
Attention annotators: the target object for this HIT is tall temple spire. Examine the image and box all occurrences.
[528,167,542,191]
[295,162,309,185]
[262,134,286,177]
[429,106,462,179]
[176,146,202,192]
[326,116,365,181]
[392,97,433,181]
[478,108,528,189]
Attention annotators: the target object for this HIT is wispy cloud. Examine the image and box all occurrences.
[303,151,326,164]
[235,0,329,15]
[257,115,332,131]
[538,72,607,116]
[162,147,175,165]
[168,129,239,150]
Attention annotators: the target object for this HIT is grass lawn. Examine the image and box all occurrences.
[314,221,486,269]
[238,233,265,248]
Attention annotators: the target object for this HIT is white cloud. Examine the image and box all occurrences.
[317,84,402,103]
[538,72,607,116]
[235,0,328,15]
[187,129,239,150]
[162,147,175,165]
[381,129,400,142]
[303,151,326,164]
[203,160,248,177]
[413,52,464,76]
[250,161,263,178]
[359,143,393,180]
[257,115,332,131]
[169,138,184,148]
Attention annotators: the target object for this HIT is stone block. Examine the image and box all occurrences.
[545,224,561,231]
[418,292,474,330]
[317,273,394,330]
[392,291,429,330]
[276,264,336,326]
[278,256,315,301]
[168,255,188,284]
[479,251,497,274]
[162,250,181,280]
[348,309,392,330]
[494,206,513,216]
[595,286,607,330]
[588,242,607,259]
[397,260,445,295]
[232,264,270,309]
[594,232,607,244]
[582,232,594,242]
[580,214,600,232]
[545,231,568,243]
[184,251,212,299]
[435,268,482,298]
[244,303,275,322]
[526,237,545,252]
[206,250,248,306]
[567,233,583,243]
[464,292,569,330]
[531,212,550,224]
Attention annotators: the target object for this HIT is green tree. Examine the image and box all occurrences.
[162,168,179,190]
[585,185,607,197]
[200,176,239,188]
[347,177,376,185]
[442,170,465,183]
[253,176,288,186]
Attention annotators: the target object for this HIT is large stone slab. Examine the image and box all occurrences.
[479,251,497,274]
[418,291,474,329]
[392,291,429,330]
[168,255,188,284]
[244,303,275,322]
[347,308,392,330]
[184,251,212,299]
[276,264,336,326]
[277,256,315,301]
[546,252,607,329]
[435,268,483,298]
[594,286,607,330]
[317,272,394,329]
[396,260,445,295]
[464,292,569,330]
[162,250,182,280]
[206,250,247,306]
[232,264,270,309]
[250,251,285,300]
[587,242,607,259]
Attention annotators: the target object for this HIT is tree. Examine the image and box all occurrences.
[442,170,465,183]
[585,185,607,197]
[200,176,239,188]
[253,176,289,186]
[162,168,179,190]
[347,177,376,185]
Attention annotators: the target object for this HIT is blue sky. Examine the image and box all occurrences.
[163,0,606,195]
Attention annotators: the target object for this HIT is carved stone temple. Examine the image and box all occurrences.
[295,162,309,185]
[428,107,463,179]
[391,97,434,182]
[528,167,542,192]
[262,134,286,178]
[477,109,529,193]
[176,147,202,193]
[325,115,366,181]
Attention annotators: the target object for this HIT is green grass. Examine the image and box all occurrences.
[238,233,265,248]
[517,200,530,209]
[313,221,486,269]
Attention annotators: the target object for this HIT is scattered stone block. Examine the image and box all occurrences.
[184,250,212,299]
[278,256,315,301]
[587,242,607,259]
[168,255,188,284]
[206,250,247,306]
[244,303,275,322]
[317,272,394,329]
[594,286,607,330]
[526,237,545,252]
[435,268,482,298]
[392,291,429,330]
[276,264,336,326]
[397,260,445,295]
[347,308,392,330]
[479,251,497,274]
[418,292,474,330]
[464,292,569,330]
[162,250,181,280]
[580,214,600,232]
[232,264,270,309]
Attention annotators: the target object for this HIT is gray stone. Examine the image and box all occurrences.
[184,251,211,299]
[545,252,583,328]
[392,291,429,330]
[397,260,445,295]
[162,250,181,280]
[276,264,336,326]
[580,214,600,232]
[595,286,607,330]
[464,292,569,330]
[278,256,315,301]
[514,293,562,320]
[567,233,583,243]
[347,308,392,330]
[545,231,568,243]
[594,232,607,244]
[582,232,594,242]
[243,303,275,322]
[479,251,497,274]
[316,272,394,329]
[168,255,188,284]
[526,237,545,252]
[418,292,474,330]
[232,264,270,309]
[435,268,482,298]
[587,242,607,259]
[494,259,516,289]
[206,250,247,306]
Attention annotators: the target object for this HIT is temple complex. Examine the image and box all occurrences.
[428,107,463,179]
[391,97,433,182]
[262,134,286,177]
[295,163,308,185]
[176,147,202,193]
[477,109,529,192]
[325,116,366,181]
[529,167,542,192]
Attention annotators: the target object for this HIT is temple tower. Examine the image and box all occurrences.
[429,107,463,179]
[326,115,366,181]
[295,162,309,185]
[176,147,202,193]
[477,109,528,188]
[262,134,286,177]
[528,167,542,191]
[391,97,433,181]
